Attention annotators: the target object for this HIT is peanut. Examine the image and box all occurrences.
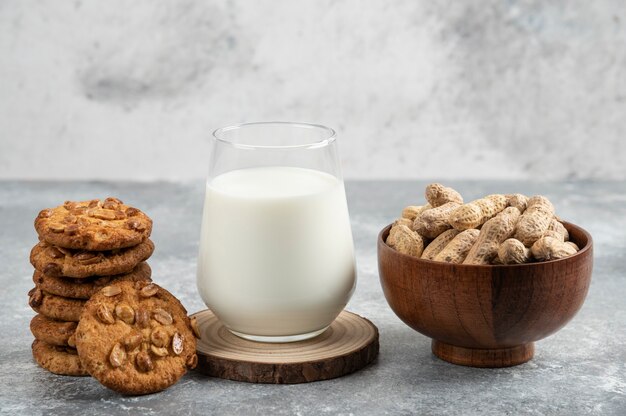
[386,218,414,246]
[413,202,460,239]
[463,207,521,265]
[386,223,403,247]
[425,183,463,208]
[531,236,578,261]
[497,238,531,264]
[448,194,508,231]
[388,225,424,257]
[547,218,569,241]
[395,218,413,228]
[513,196,555,247]
[433,229,480,263]
[542,230,564,242]
[506,194,529,213]
[421,229,460,260]
[401,205,430,221]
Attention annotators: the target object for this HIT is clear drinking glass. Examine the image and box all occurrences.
[197,122,356,342]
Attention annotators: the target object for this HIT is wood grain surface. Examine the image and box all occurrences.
[192,309,379,383]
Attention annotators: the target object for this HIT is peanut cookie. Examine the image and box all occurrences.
[30,239,154,278]
[76,281,198,395]
[34,198,152,251]
[28,288,85,322]
[32,339,88,376]
[32,262,152,300]
[30,314,77,347]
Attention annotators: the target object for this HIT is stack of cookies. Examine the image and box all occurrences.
[28,197,154,377]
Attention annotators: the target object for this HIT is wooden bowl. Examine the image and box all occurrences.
[377,222,593,368]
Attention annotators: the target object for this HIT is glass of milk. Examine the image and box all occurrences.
[197,122,356,342]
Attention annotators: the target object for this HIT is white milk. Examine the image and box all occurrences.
[196,166,356,340]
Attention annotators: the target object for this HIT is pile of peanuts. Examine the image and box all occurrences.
[386,184,579,265]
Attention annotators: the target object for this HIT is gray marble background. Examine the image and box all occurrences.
[1,0,625,180]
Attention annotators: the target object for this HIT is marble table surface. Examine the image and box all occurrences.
[0,180,624,416]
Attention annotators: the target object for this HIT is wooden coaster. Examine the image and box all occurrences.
[191,309,379,384]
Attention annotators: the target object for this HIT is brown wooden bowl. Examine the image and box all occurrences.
[377,222,593,368]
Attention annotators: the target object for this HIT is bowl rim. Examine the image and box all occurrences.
[378,221,593,269]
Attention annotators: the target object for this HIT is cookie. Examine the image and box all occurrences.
[28,288,85,322]
[30,314,77,346]
[32,262,152,300]
[34,198,152,251]
[30,239,154,278]
[75,281,197,395]
[32,339,88,376]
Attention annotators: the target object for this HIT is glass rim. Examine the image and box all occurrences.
[212,121,337,150]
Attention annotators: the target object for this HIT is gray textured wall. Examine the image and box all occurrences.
[1,1,625,180]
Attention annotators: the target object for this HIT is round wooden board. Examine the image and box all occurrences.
[191,309,379,384]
